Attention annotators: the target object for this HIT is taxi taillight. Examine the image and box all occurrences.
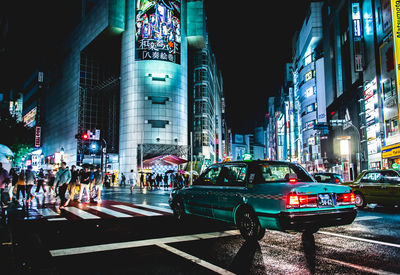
[286,192,317,209]
[336,191,355,205]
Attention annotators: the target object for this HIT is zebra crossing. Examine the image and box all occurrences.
[30,200,173,221]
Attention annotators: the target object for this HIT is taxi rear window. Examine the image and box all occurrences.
[259,163,313,183]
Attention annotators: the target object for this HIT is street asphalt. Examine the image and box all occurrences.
[1,185,400,274]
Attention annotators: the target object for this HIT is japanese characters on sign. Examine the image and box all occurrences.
[135,0,181,64]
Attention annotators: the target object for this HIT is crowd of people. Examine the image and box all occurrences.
[0,161,105,210]
[120,170,196,192]
[0,161,199,211]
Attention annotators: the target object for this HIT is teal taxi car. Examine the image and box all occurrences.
[169,160,356,241]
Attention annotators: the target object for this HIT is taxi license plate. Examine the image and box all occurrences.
[318,193,334,207]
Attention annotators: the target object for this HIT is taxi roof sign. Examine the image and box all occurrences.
[243,154,253,161]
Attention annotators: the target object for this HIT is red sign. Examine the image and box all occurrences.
[35,126,41,148]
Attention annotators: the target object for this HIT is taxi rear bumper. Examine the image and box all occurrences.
[277,207,357,232]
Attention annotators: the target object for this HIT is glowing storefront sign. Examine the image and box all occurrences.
[352,2,361,37]
[305,87,314,98]
[23,107,37,128]
[391,0,400,124]
[305,71,314,82]
[135,0,181,64]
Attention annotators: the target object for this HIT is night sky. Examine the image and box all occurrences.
[1,0,309,133]
[204,0,309,133]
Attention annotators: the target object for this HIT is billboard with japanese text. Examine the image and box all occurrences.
[135,0,181,64]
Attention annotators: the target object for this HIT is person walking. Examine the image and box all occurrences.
[8,168,18,202]
[25,165,36,203]
[16,170,26,204]
[65,165,79,206]
[128,169,137,194]
[78,166,91,203]
[35,168,46,195]
[47,170,56,196]
[54,162,72,208]
[120,173,126,187]
[93,167,104,202]
[163,173,169,189]
[0,163,10,209]
[89,167,95,201]
[140,173,144,189]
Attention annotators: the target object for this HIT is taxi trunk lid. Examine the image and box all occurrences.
[287,182,352,196]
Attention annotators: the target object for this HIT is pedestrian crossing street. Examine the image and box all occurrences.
[29,200,173,221]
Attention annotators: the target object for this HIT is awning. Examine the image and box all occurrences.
[142,155,187,168]
[162,155,188,165]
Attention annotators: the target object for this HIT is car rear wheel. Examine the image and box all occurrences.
[172,199,186,221]
[354,192,366,208]
[237,209,265,241]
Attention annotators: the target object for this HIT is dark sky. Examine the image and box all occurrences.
[204,0,309,133]
[0,0,81,89]
[1,0,309,133]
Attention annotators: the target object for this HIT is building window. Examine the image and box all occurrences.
[148,96,169,104]
[304,54,312,66]
[147,120,169,128]
[306,103,316,114]
[385,118,399,138]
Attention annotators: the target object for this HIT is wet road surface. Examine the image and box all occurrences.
[2,186,400,274]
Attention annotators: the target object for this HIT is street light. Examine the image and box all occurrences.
[60,147,65,162]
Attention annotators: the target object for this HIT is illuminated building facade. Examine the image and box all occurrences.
[37,0,224,175]
[292,1,325,172]
[119,0,188,174]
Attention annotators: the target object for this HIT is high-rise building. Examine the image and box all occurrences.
[292,1,325,172]
[36,0,224,175]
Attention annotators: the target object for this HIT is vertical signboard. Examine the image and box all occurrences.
[34,126,41,148]
[135,0,181,64]
[391,0,400,124]
[352,1,363,72]
[380,37,400,146]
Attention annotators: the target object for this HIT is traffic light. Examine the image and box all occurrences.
[75,133,89,140]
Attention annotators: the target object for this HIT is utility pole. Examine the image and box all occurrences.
[190,131,193,185]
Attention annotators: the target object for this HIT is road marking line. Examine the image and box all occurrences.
[48,218,68,221]
[62,207,100,219]
[157,243,235,275]
[35,208,59,217]
[49,230,239,257]
[320,256,399,275]
[111,205,162,216]
[266,242,399,275]
[355,216,383,221]
[318,231,400,248]
[136,204,173,213]
[86,206,132,218]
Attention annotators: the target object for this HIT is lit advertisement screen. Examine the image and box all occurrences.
[135,0,181,64]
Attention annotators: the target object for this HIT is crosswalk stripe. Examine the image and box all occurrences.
[355,216,382,221]
[48,217,68,221]
[87,206,132,218]
[50,230,240,257]
[136,204,173,213]
[36,208,59,217]
[111,205,162,216]
[62,207,101,219]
